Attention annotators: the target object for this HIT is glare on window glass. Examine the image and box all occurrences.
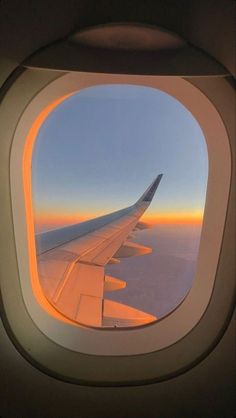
[32,84,208,328]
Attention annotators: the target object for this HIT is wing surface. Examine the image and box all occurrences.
[37,174,163,327]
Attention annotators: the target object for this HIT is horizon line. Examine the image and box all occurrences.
[34,211,203,228]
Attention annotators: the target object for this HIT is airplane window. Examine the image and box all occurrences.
[31,84,208,328]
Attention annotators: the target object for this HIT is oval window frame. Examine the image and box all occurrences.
[0,68,233,385]
[10,71,231,355]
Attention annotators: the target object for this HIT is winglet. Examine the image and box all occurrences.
[136,174,163,205]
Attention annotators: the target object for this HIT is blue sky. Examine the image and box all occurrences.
[32,84,208,224]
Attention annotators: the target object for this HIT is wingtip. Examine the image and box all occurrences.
[141,173,163,203]
[135,173,163,205]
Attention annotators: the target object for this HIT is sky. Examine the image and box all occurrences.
[32,84,208,230]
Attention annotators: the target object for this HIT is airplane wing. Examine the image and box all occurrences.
[36,174,163,328]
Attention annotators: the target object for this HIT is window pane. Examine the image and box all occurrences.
[32,84,208,328]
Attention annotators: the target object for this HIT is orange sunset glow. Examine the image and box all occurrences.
[35,211,203,232]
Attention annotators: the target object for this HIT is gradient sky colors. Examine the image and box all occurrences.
[32,84,208,231]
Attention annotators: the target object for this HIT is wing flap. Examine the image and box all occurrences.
[102,299,157,327]
[76,294,103,327]
[38,256,105,323]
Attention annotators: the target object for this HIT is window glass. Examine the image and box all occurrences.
[32,84,208,328]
